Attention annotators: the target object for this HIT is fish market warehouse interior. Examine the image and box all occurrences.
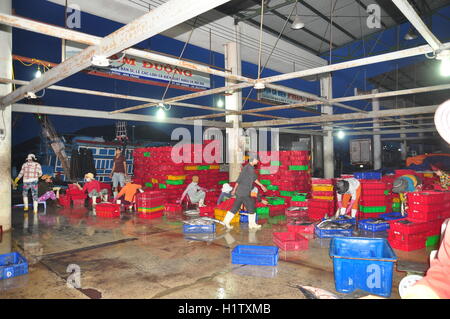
[0,0,450,301]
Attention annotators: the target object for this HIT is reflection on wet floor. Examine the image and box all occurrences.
[0,204,437,299]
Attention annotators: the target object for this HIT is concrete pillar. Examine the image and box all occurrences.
[372,89,382,170]
[320,74,334,178]
[313,135,324,177]
[224,39,244,182]
[0,0,12,233]
[400,115,408,161]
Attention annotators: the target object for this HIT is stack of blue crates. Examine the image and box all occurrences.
[0,252,28,280]
[231,245,279,266]
[354,171,382,180]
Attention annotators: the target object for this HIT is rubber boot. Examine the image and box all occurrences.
[33,201,38,214]
[23,197,29,211]
[198,198,206,208]
[248,213,261,230]
[223,211,235,230]
[351,209,358,218]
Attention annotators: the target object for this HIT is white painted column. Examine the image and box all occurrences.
[320,74,334,178]
[0,0,12,234]
[224,39,244,182]
[372,89,382,170]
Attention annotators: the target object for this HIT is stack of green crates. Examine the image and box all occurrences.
[145,182,153,188]
[260,179,271,185]
[159,183,167,189]
[197,165,210,170]
[143,152,151,157]
[268,215,286,224]
[267,185,279,191]
[279,190,295,197]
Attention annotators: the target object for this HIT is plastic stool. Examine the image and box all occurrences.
[14,201,47,214]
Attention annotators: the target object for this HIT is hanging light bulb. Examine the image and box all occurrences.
[404,27,418,40]
[217,98,224,108]
[156,106,166,120]
[291,2,305,30]
[337,130,345,140]
[35,67,42,78]
[437,50,450,77]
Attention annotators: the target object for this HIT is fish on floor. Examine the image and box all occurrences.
[290,285,339,299]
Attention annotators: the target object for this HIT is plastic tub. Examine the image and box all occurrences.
[0,252,28,280]
[183,223,216,233]
[329,237,397,297]
[231,245,279,266]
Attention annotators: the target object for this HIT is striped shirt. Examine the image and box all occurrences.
[17,162,42,183]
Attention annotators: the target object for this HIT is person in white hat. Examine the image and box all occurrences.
[76,173,109,211]
[14,154,42,213]
[216,183,233,205]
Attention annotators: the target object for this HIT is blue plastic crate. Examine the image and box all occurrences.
[183,223,216,234]
[0,252,28,280]
[354,171,382,180]
[358,219,390,232]
[231,245,279,266]
[239,212,258,223]
[330,237,397,297]
[315,226,353,238]
[379,212,406,220]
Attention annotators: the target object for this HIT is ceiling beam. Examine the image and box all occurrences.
[298,0,357,41]
[0,13,255,84]
[236,0,298,22]
[0,0,233,107]
[241,104,438,127]
[235,12,319,54]
[110,41,450,114]
[11,103,232,128]
[392,0,442,51]
[339,128,437,136]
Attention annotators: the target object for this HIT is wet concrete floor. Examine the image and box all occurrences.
[0,205,436,299]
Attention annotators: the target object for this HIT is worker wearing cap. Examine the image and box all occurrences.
[14,154,42,214]
[431,165,450,190]
[223,154,267,230]
[392,174,422,216]
[76,173,109,210]
[335,178,361,218]
[217,183,233,205]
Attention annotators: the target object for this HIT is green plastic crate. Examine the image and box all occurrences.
[384,190,390,195]
[145,182,153,187]
[279,190,295,197]
[270,161,281,166]
[260,179,271,185]
[166,180,184,185]
[392,203,401,209]
[359,205,387,213]
[267,197,285,205]
[291,195,307,202]
[268,215,286,224]
[197,165,210,170]
[256,207,270,215]
[143,152,151,157]
[426,235,440,247]
[260,169,272,175]
[159,183,167,189]
[288,165,309,171]
[267,185,279,191]
[218,180,229,185]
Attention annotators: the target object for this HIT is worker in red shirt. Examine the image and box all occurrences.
[75,173,108,210]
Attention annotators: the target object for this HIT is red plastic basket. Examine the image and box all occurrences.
[287,222,315,234]
[269,204,288,216]
[273,232,308,251]
[290,200,308,207]
[72,199,85,207]
[199,206,215,217]
[389,239,425,251]
[95,203,121,218]
[285,209,308,218]
[390,219,430,235]
[311,178,333,185]
[58,195,71,207]
[164,203,183,213]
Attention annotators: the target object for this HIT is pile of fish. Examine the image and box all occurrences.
[365,217,387,225]
[316,219,353,230]
[184,209,200,216]
[286,207,308,211]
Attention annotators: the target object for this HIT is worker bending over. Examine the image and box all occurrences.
[335,178,361,218]
[392,174,422,216]
[223,154,267,230]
